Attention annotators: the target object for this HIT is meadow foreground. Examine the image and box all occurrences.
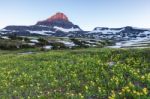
[0,48,149,99]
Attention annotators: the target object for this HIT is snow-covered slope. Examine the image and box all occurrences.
[88,27,124,34]
[1,12,150,41]
[107,37,150,48]
[86,26,150,40]
[54,26,81,32]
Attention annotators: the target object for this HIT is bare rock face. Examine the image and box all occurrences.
[36,12,80,29]
[46,12,69,22]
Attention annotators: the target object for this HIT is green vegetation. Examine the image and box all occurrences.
[0,39,35,50]
[70,38,89,48]
[0,36,115,50]
[0,48,149,98]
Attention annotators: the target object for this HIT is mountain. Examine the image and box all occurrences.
[85,26,150,40]
[0,12,83,36]
[36,12,80,29]
[0,13,150,42]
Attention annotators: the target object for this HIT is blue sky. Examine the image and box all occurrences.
[0,0,150,30]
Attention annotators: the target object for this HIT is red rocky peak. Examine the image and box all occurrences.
[46,12,69,22]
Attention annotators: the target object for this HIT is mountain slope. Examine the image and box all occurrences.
[0,13,150,47]
[86,26,150,40]
[0,12,82,36]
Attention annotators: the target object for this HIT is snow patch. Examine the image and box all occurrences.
[107,37,150,48]
[54,26,81,32]
[43,45,52,50]
[1,36,10,39]
[88,28,124,34]
[30,39,39,43]
[27,30,55,35]
[58,41,75,47]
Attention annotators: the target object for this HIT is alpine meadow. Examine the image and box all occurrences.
[0,0,150,99]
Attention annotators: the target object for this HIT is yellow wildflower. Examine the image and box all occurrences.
[142,88,148,95]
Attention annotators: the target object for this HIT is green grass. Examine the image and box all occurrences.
[0,48,150,99]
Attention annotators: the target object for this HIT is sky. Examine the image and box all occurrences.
[0,0,150,30]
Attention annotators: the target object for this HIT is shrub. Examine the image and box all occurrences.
[50,42,68,50]
[0,41,20,50]
[70,38,89,48]
[0,39,34,50]
[21,44,35,49]
[8,34,23,40]
[24,37,30,42]
[37,38,49,46]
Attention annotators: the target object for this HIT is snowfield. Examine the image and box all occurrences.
[54,26,81,32]
[107,37,150,48]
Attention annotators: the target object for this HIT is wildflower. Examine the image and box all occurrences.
[81,95,84,98]
[126,89,130,92]
[90,81,95,86]
[85,86,88,90]
[71,93,74,96]
[128,82,134,87]
[142,88,148,95]
[136,92,140,96]
[66,92,70,95]
[20,85,24,88]
[141,76,145,80]
[98,87,101,92]
[108,90,116,99]
[13,90,17,94]
[133,90,136,94]
[79,93,84,98]
[119,92,122,95]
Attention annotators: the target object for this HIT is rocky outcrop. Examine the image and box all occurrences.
[46,12,69,22]
[36,12,80,29]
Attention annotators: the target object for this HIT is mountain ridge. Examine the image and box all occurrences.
[0,12,150,41]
